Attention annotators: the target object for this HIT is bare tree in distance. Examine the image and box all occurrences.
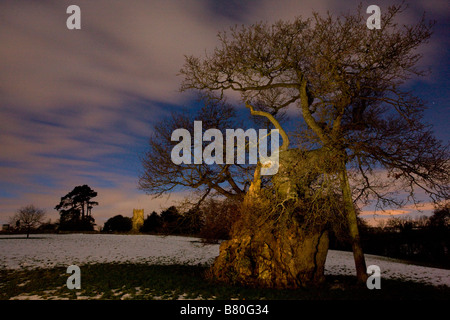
[10,205,46,238]
[180,3,449,286]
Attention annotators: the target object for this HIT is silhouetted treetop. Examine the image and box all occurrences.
[55,184,98,231]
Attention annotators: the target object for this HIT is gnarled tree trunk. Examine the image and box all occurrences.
[211,210,329,288]
[211,148,330,288]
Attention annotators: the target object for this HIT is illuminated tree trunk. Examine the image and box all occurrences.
[211,201,329,288]
[211,149,330,288]
[339,163,368,283]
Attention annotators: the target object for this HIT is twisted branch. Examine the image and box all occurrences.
[245,102,290,152]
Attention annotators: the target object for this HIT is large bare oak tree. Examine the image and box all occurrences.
[178,4,449,285]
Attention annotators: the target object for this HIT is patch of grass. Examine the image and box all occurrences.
[1,263,449,300]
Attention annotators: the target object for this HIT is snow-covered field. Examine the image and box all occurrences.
[1,233,449,287]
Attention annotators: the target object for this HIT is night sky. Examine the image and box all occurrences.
[0,0,448,226]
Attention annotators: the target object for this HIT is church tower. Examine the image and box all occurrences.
[132,209,144,232]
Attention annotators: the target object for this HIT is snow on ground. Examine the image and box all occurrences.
[324,250,450,287]
[0,234,218,268]
[0,233,449,287]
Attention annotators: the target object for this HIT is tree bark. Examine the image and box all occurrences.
[211,148,330,288]
[339,162,368,283]
[300,78,368,283]
[211,201,329,288]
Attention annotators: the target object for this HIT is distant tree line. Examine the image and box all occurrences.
[3,184,99,237]
[104,200,448,268]
[102,198,239,243]
[104,202,450,269]
[330,205,450,268]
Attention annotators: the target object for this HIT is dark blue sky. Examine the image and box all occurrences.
[0,0,448,225]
